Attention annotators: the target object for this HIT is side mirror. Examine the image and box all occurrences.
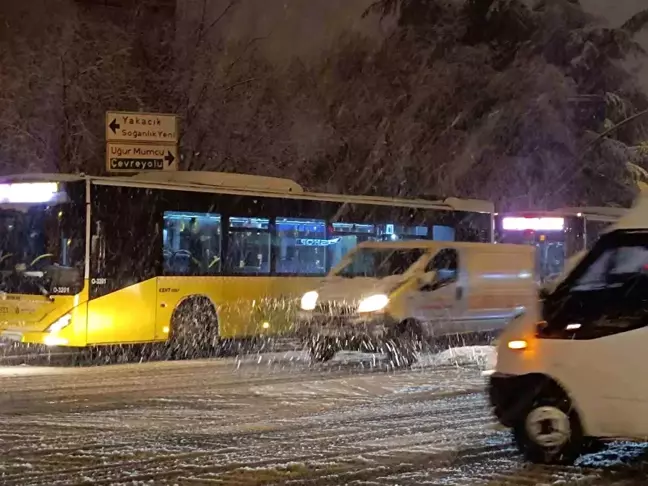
[47,265,83,289]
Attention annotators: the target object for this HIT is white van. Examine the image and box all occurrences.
[489,192,648,464]
[297,240,536,365]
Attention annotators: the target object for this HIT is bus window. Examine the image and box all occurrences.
[275,217,327,275]
[538,240,566,280]
[163,211,222,275]
[226,217,270,274]
[376,224,428,241]
[432,225,455,241]
[327,222,376,270]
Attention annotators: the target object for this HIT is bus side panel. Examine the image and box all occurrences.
[251,275,321,337]
[217,277,274,338]
[86,278,157,345]
[156,276,223,339]
[155,275,320,339]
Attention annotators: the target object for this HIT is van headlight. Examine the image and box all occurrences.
[300,291,319,311]
[357,294,389,313]
[46,313,72,333]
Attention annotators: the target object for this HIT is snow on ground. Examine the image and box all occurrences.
[416,345,496,369]
[0,347,647,485]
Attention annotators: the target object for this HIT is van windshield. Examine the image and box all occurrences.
[335,248,425,279]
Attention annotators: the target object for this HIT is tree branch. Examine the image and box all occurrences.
[621,9,648,36]
[547,107,648,203]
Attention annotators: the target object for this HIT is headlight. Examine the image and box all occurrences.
[47,313,72,333]
[357,294,389,313]
[300,291,319,311]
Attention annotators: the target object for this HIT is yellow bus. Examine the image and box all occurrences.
[0,171,494,354]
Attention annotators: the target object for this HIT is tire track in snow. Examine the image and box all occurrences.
[1,354,647,485]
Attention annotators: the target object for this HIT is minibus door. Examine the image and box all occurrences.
[545,237,648,437]
[409,248,464,336]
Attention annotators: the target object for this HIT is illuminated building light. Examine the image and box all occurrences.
[502,217,564,231]
[0,182,59,203]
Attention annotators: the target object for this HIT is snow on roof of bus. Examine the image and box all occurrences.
[0,172,306,193]
[127,171,305,193]
[0,172,494,213]
[553,206,628,217]
[0,173,84,183]
[500,206,628,218]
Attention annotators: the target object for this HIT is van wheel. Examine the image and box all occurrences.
[513,392,583,465]
[169,297,219,359]
[384,319,422,368]
[309,337,338,362]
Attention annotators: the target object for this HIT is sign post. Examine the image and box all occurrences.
[105,111,179,173]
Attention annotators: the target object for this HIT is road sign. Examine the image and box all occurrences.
[105,111,178,143]
[106,142,178,172]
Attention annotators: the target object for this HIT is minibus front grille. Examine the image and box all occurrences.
[315,302,356,316]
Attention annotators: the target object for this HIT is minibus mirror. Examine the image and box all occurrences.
[536,320,548,333]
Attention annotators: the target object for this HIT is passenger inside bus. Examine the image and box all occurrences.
[160,211,463,276]
[163,212,222,275]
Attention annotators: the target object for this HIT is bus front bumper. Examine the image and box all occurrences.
[0,329,69,347]
[295,311,394,339]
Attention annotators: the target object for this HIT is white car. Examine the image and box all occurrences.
[489,193,648,464]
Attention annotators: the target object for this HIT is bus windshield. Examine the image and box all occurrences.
[335,247,425,279]
[498,230,566,281]
[0,204,85,296]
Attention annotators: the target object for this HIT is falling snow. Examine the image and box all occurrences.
[0,348,647,485]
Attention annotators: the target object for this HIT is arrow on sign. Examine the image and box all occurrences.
[109,119,120,134]
[164,151,175,167]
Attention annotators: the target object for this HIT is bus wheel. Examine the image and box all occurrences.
[512,387,584,465]
[169,297,219,359]
[384,319,421,368]
[309,337,338,363]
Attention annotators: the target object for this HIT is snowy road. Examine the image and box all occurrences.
[0,348,647,485]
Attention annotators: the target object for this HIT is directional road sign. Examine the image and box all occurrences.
[106,142,178,172]
[105,111,178,143]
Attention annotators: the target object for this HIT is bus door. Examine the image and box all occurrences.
[86,186,161,345]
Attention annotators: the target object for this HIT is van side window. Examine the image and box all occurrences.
[572,246,648,292]
[609,246,648,281]
[571,250,613,291]
[425,248,458,286]
[544,238,648,339]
